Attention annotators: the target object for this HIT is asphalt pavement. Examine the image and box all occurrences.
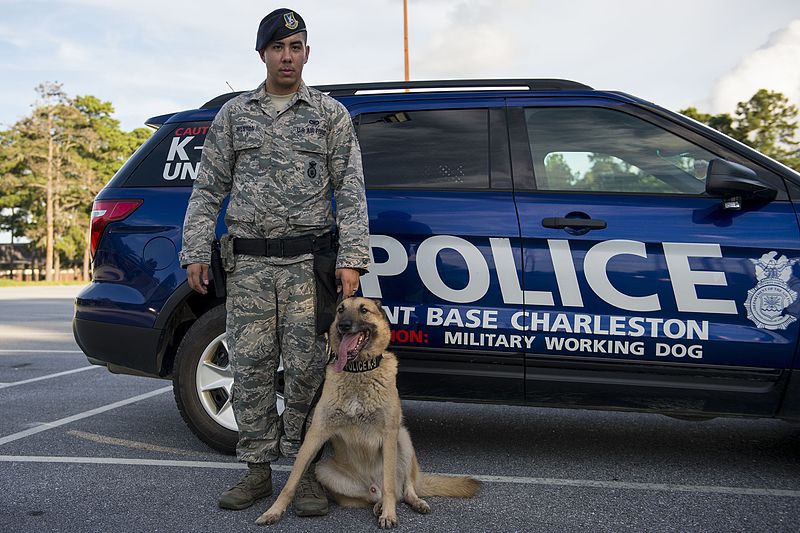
[1,285,800,532]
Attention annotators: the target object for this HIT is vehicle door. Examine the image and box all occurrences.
[507,98,800,415]
[349,97,525,402]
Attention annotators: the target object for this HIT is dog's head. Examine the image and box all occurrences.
[329,297,391,373]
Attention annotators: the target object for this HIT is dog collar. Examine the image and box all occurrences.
[343,355,383,373]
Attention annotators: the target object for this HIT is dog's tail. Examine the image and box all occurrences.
[417,473,480,498]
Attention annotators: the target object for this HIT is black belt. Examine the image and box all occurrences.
[232,231,336,258]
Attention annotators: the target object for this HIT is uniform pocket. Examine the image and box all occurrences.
[229,123,264,224]
[233,125,265,151]
[232,125,265,180]
[225,193,256,223]
[292,144,327,191]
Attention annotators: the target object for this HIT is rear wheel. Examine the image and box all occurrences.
[173,304,285,454]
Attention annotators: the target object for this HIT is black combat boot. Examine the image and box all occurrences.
[218,462,273,510]
[293,467,329,516]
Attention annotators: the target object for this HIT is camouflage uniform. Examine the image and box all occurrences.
[179,80,370,463]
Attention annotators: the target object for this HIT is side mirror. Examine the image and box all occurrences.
[705,159,777,210]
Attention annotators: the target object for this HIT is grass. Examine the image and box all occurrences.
[0,279,88,287]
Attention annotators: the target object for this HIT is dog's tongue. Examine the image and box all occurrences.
[335,333,361,372]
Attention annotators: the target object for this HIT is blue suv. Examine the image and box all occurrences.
[73,79,800,453]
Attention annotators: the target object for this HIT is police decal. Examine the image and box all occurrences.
[745,251,798,330]
[163,130,204,181]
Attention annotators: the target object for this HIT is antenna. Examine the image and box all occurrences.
[225,81,235,92]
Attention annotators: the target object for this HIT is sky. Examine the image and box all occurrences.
[1,0,800,132]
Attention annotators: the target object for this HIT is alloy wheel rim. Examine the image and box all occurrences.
[195,332,284,432]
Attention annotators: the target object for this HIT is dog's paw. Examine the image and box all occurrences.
[372,501,383,517]
[255,510,282,526]
[410,498,430,514]
[378,512,398,529]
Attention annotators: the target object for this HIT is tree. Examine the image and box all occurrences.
[70,95,151,279]
[680,90,800,170]
[0,82,79,280]
[735,89,799,168]
[0,83,151,280]
[544,153,577,189]
[680,106,736,138]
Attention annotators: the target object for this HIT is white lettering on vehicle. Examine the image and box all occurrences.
[663,242,737,314]
[444,331,535,349]
[361,235,737,315]
[361,235,407,299]
[167,136,194,161]
[416,236,489,303]
[544,336,646,356]
[510,312,708,340]
[162,135,203,181]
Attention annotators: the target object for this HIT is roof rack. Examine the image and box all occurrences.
[201,78,592,109]
[317,78,592,96]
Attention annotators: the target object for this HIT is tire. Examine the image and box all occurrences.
[172,303,285,454]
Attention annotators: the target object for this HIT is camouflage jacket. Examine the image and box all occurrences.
[179,81,370,271]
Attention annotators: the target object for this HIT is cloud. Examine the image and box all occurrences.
[57,42,91,64]
[410,0,527,79]
[710,19,800,113]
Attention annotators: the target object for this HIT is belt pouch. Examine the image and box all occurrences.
[313,248,338,335]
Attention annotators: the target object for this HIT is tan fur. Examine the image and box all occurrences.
[255,297,479,528]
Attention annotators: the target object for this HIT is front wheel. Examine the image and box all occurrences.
[172,304,284,454]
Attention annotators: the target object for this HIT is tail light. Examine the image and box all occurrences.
[90,199,143,257]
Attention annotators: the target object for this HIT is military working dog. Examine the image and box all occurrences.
[256,297,479,528]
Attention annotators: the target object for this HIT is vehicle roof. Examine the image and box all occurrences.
[138,78,800,184]
[145,78,649,127]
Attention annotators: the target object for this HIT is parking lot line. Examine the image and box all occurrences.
[0,455,273,471]
[1,454,798,498]
[468,474,800,498]
[0,386,172,446]
[0,365,102,389]
[0,350,84,354]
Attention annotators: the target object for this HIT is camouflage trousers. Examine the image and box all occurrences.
[226,255,328,464]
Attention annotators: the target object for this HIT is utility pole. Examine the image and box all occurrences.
[403,0,410,81]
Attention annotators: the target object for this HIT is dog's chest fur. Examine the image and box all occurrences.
[323,354,397,428]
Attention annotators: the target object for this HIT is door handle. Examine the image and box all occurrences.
[541,217,607,230]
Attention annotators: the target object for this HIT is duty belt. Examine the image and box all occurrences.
[232,231,336,258]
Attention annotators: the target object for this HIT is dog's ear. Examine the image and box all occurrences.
[373,300,389,320]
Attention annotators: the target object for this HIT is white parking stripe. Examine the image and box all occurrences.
[0,365,102,389]
[0,350,84,354]
[0,386,172,446]
[0,455,798,498]
[469,474,800,497]
[0,455,278,471]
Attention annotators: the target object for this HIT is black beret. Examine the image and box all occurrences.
[255,8,306,52]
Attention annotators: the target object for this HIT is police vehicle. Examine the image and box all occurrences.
[73,79,800,453]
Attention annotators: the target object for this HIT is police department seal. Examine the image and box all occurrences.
[744,251,798,330]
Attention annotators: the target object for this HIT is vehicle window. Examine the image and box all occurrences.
[358,109,489,189]
[525,107,716,194]
[124,122,210,187]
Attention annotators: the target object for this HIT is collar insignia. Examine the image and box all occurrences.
[343,355,383,373]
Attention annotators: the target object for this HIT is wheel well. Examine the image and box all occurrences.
[159,289,225,378]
